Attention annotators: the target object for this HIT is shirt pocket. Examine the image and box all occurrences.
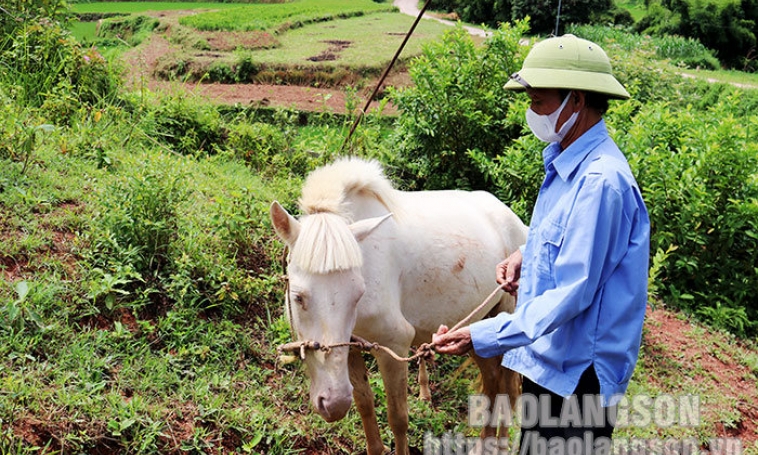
[536,219,566,284]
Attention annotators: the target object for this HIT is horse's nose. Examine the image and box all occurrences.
[315,389,352,422]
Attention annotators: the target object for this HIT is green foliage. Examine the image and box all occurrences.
[86,154,189,297]
[148,91,228,156]
[429,0,617,34]
[567,24,720,71]
[651,34,721,70]
[0,122,55,174]
[387,20,529,190]
[96,14,160,46]
[635,0,758,70]
[0,1,121,112]
[614,95,758,333]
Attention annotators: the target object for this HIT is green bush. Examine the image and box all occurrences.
[85,153,190,312]
[613,96,758,335]
[0,0,122,119]
[652,34,721,70]
[635,0,758,70]
[0,22,120,112]
[567,24,720,71]
[97,14,160,47]
[386,20,529,190]
[147,92,229,156]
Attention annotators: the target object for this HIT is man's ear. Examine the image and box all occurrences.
[572,90,586,111]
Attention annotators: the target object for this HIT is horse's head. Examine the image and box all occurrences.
[270,201,391,422]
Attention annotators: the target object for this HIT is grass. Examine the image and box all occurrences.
[178,0,396,32]
[247,12,454,67]
[70,2,243,14]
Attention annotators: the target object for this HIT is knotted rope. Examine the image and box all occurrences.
[276,282,507,363]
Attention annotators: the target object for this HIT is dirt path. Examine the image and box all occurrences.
[392,0,490,37]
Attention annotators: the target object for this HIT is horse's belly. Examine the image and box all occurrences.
[398,247,508,344]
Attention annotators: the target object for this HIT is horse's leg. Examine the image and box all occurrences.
[504,366,521,437]
[471,354,520,452]
[349,348,388,455]
[376,351,410,455]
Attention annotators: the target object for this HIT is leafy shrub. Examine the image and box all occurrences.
[0,21,120,112]
[227,122,287,168]
[147,92,229,156]
[652,34,721,70]
[430,0,616,34]
[97,15,160,47]
[386,20,529,190]
[613,95,758,335]
[86,154,190,311]
[567,24,720,71]
[1,0,122,121]
[635,0,758,70]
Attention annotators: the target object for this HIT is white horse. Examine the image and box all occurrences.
[270,158,527,455]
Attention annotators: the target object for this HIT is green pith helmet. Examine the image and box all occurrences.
[504,34,630,100]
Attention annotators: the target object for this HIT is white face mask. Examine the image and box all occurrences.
[526,92,579,143]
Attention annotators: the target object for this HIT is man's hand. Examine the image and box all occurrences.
[432,325,473,356]
[496,249,523,296]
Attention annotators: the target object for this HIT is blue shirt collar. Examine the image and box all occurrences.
[542,119,609,182]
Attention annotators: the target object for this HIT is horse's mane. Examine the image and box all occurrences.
[291,158,398,274]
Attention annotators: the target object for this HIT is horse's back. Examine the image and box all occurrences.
[380,189,527,343]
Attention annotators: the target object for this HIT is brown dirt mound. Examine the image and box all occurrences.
[644,305,758,443]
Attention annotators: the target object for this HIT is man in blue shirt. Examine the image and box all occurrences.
[433,35,650,454]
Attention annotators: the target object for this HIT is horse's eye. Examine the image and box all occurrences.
[292,293,306,309]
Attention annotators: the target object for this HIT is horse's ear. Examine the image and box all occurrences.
[350,213,393,242]
[270,201,300,246]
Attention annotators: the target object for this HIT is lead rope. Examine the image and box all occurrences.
[277,282,508,363]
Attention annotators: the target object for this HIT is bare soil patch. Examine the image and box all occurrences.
[644,305,758,443]
[307,39,352,62]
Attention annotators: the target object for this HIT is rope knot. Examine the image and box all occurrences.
[415,342,436,362]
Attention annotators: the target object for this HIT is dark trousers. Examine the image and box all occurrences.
[518,365,615,455]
